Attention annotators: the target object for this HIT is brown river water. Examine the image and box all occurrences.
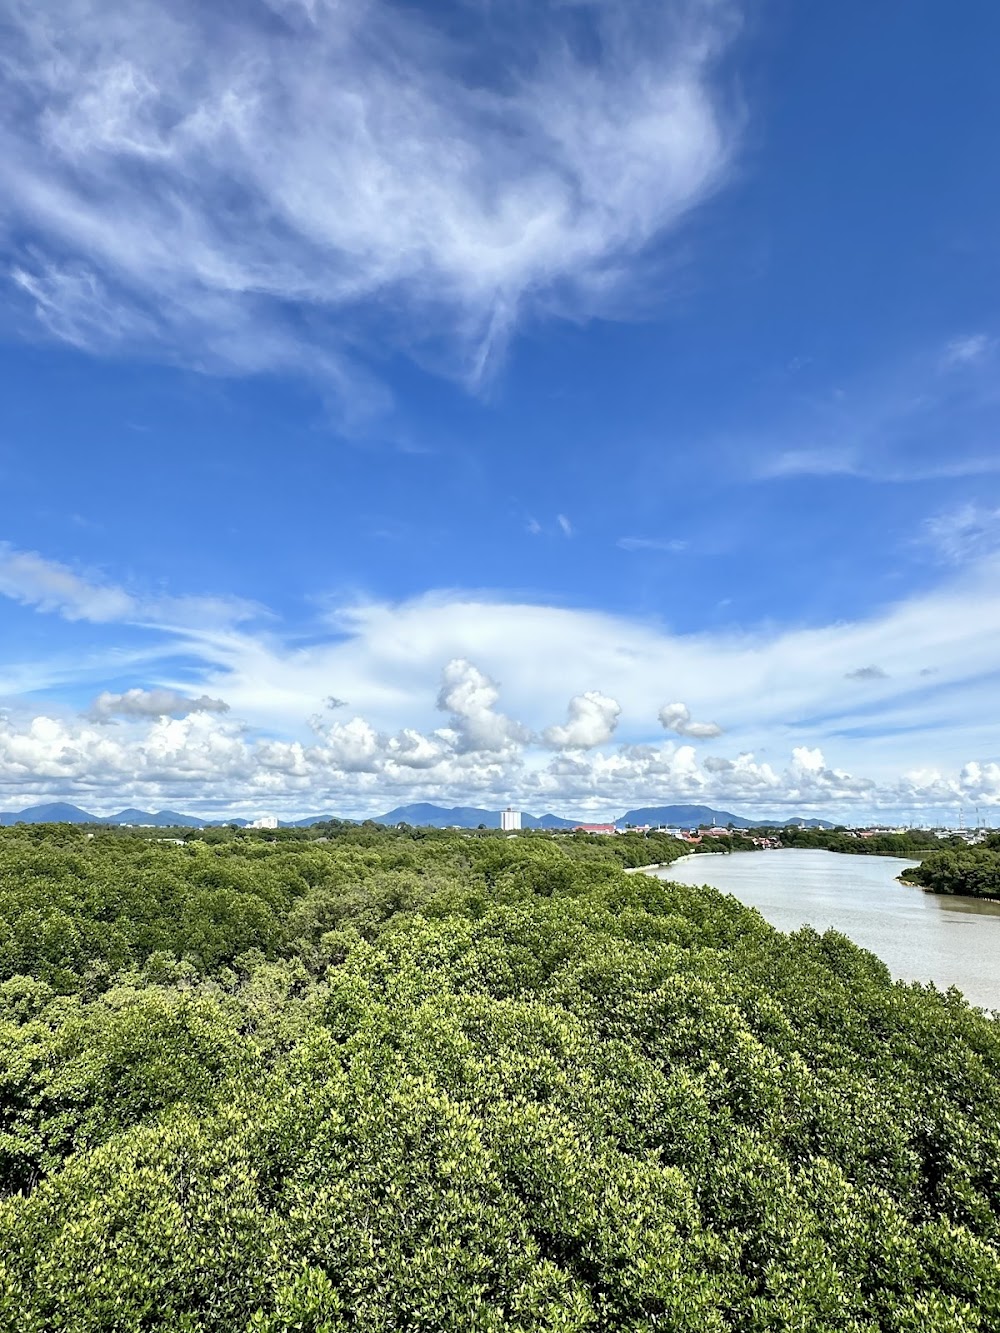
[654,848,1000,1012]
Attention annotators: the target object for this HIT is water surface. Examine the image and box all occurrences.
[656,849,1000,1011]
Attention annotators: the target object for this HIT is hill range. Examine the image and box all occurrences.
[0,800,834,830]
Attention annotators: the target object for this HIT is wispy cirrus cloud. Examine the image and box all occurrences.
[941,334,994,368]
[618,536,687,552]
[750,333,1000,484]
[758,449,1000,484]
[1,0,739,408]
[0,543,134,622]
[923,503,1000,566]
[0,541,264,633]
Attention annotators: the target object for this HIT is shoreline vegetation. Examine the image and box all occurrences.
[899,841,1000,900]
[3,821,1000,1326]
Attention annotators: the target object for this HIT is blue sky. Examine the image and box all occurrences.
[1,0,999,821]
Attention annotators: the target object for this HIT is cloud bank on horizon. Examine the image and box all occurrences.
[2,2,1000,821]
[1,541,1000,820]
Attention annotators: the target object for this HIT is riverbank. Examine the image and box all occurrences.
[656,848,1000,1010]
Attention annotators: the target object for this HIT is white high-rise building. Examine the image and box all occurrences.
[248,814,279,830]
[500,807,521,832]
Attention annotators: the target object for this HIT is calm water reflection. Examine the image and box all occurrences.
[657,849,1000,1012]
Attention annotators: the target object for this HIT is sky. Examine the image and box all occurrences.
[1,0,999,823]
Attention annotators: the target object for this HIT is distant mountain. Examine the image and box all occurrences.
[0,802,97,826]
[286,813,355,828]
[0,803,210,827]
[370,803,579,829]
[368,804,836,832]
[363,803,834,832]
[373,803,501,828]
[106,808,207,828]
[618,805,834,830]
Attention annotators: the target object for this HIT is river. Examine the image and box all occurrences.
[654,848,1000,1012]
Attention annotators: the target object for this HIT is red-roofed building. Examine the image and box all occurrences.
[574,823,618,835]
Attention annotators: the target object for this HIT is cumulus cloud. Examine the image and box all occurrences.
[785,745,875,798]
[844,665,888,681]
[1,697,999,822]
[6,540,1000,818]
[0,544,134,622]
[658,701,723,739]
[1,0,738,398]
[702,746,873,801]
[315,717,382,773]
[89,688,229,721]
[436,659,529,754]
[385,728,446,771]
[543,691,621,750]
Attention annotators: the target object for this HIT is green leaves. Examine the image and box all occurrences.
[2,825,1000,1328]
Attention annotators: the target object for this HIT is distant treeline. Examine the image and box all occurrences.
[776,826,948,857]
[2,822,1000,1327]
[671,825,950,859]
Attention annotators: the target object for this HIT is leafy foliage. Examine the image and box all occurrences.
[1,824,999,1329]
[902,840,1000,898]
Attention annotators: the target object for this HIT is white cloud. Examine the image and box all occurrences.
[941,334,993,368]
[5,543,1000,818]
[436,658,529,755]
[314,716,382,773]
[3,705,994,821]
[89,688,229,721]
[0,540,266,633]
[543,691,621,750]
[0,544,134,622]
[924,503,1000,566]
[142,558,1000,790]
[659,701,723,739]
[557,514,574,538]
[757,449,1000,484]
[1,0,738,398]
[756,449,860,480]
[750,337,1000,485]
[617,536,687,552]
